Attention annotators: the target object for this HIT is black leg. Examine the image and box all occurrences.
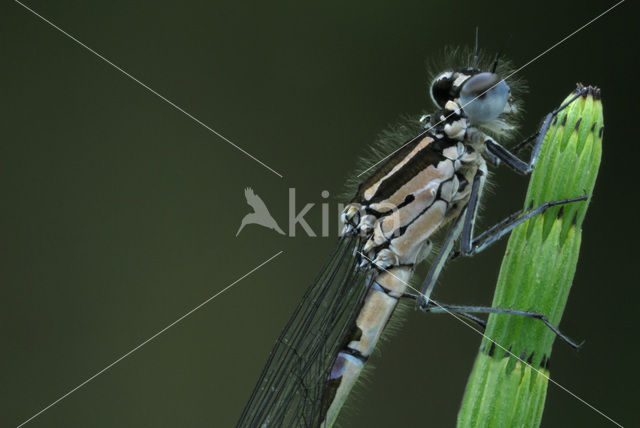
[486,88,587,175]
[403,292,487,329]
[460,170,485,256]
[457,194,587,258]
[421,301,583,350]
[417,211,466,306]
[511,132,538,155]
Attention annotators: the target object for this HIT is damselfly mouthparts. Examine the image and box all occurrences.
[237,47,590,428]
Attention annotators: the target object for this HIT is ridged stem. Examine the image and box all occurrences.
[457,85,604,428]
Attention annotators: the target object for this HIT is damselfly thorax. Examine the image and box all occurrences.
[343,107,487,270]
[238,53,588,427]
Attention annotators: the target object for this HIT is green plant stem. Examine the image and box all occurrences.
[457,85,603,428]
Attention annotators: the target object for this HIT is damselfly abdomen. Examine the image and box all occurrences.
[237,48,588,427]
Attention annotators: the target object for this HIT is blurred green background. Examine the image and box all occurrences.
[2,1,635,427]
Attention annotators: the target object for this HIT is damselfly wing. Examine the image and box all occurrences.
[237,236,371,426]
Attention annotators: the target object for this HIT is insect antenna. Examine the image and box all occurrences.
[493,33,514,73]
[491,51,501,73]
[473,27,479,68]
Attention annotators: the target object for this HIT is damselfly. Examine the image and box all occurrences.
[237,46,590,427]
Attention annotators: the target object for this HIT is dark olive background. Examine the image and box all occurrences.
[2,1,636,427]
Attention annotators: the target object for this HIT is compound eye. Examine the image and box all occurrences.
[459,72,510,123]
[430,71,454,107]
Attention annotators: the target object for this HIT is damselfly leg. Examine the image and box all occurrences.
[460,196,587,258]
[414,180,585,348]
[416,191,585,304]
[418,212,465,303]
[402,292,487,329]
[486,86,589,174]
[456,171,587,258]
[410,295,583,350]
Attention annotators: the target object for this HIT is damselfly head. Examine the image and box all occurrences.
[426,46,525,140]
[430,69,513,124]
